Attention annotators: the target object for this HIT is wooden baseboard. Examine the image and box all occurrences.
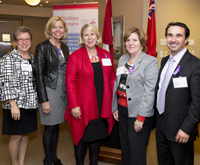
[98,147,121,164]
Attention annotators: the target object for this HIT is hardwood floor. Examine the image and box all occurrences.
[0,101,200,164]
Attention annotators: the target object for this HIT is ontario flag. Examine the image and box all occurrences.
[102,0,114,56]
[146,0,156,57]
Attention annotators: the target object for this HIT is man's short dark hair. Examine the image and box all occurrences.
[165,22,190,45]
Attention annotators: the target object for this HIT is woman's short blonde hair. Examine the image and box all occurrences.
[44,16,68,39]
[123,27,147,52]
[78,24,102,46]
[13,26,32,41]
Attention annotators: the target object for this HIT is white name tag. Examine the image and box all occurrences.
[116,66,124,76]
[173,77,188,88]
[102,58,112,66]
[21,64,32,71]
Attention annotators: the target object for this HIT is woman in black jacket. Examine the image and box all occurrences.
[34,16,69,165]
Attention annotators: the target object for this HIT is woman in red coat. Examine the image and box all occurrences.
[64,23,116,165]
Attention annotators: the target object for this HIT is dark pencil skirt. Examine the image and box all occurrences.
[2,108,37,135]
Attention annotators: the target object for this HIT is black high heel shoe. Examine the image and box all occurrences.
[52,159,63,165]
[43,158,52,165]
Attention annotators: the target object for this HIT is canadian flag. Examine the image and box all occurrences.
[146,0,157,57]
[102,0,114,56]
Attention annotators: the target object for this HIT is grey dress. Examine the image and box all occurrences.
[38,50,67,125]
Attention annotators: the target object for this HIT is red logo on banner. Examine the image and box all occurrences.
[90,19,96,24]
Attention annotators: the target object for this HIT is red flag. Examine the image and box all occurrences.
[102,0,114,56]
[146,0,156,57]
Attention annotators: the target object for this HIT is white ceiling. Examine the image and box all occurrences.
[0,0,96,8]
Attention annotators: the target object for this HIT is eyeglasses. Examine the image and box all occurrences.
[16,38,32,42]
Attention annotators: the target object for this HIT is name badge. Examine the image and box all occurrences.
[173,77,188,88]
[116,66,124,76]
[102,58,112,66]
[21,64,32,71]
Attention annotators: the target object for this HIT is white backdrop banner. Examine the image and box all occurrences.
[53,3,98,54]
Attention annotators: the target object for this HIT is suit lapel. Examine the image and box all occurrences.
[119,55,130,67]
[167,50,191,88]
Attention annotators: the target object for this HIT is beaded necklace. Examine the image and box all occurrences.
[88,53,99,61]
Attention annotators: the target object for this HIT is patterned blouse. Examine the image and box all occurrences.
[0,49,38,109]
[117,62,145,122]
[117,62,133,107]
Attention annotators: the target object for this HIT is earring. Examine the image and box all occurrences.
[96,40,99,45]
[141,47,143,50]
[49,33,52,38]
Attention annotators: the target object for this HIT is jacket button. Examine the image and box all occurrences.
[128,98,131,101]
[126,85,129,89]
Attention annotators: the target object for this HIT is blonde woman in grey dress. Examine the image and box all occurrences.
[34,16,69,165]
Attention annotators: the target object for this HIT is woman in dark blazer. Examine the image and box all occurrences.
[112,27,159,165]
[34,16,69,165]
[64,23,116,165]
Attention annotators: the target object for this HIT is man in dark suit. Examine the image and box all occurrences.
[155,22,200,165]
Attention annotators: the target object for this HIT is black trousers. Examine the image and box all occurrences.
[156,113,194,165]
[118,105,153,165]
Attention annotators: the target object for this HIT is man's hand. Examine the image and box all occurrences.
[175,129,190,143]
